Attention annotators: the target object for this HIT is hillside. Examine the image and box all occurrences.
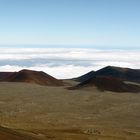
[0,69,63,86]
[0,72,15,81]
[73,71,95,82]
[95,66,140,83]
[73,66,140,83]
[72,76,140,93]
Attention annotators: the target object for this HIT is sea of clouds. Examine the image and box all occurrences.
[0,47,139,79]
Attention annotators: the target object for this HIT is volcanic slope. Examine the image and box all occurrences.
[73,71,95,82]
[72,76,140,93]
[74,66,140,83]
[0,69,63,86]
[0,72,15,81]
[95,66,140,83]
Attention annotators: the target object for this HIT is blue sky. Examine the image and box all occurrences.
[0,0,140,48]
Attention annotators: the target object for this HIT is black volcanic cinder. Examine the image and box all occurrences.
[70,66,140,93]
[73,66,140,83]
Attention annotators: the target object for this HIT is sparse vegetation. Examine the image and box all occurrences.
[0,82,139,139]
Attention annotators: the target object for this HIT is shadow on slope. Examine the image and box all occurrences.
[73,66,140,83]
[70,76,140,93]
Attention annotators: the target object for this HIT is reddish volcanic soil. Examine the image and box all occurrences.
[0,70,63,86]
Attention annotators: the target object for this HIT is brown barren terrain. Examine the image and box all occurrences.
[0,81,139,140]
[0,67,140,139]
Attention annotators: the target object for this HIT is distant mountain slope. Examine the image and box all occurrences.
[0,69,63,86]
[95,66,140,83]
[73,66,140,83]
[73,71,95,82]
[71,76,140,93]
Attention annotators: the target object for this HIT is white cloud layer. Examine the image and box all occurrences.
[0,47,139,79]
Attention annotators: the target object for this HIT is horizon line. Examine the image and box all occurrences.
[0,44,139,49]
